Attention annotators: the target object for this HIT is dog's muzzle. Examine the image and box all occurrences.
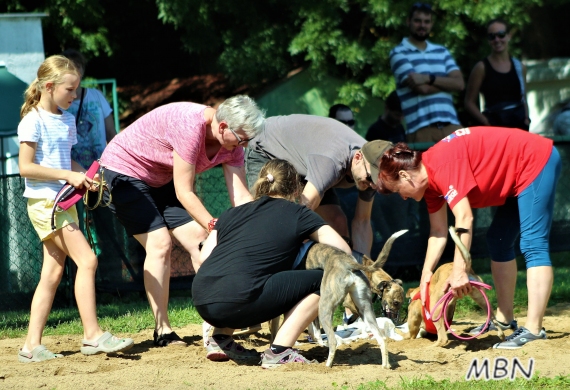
[379,301,406,327]
[373,286,407,327]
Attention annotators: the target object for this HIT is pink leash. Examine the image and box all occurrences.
[427,280,493,340]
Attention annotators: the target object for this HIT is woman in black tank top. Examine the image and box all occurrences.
[464,19,530,130]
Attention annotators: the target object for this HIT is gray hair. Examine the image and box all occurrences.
[215,95,266,139]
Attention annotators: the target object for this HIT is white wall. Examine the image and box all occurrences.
[525,58,570,135]
[0,13,47,84]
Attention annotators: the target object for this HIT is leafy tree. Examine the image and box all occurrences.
[2,0,111,55]
[3,0,555,105]
[154,0,545,104]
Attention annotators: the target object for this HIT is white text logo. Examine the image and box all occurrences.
[445,185,458,204]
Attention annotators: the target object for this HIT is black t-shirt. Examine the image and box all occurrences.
[192,196,326,305]
[365,117,407,144]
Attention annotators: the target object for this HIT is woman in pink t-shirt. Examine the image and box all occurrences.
[376,127,561,350]
[99,95,265,347]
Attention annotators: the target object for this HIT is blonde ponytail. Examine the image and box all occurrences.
[20,55,79,119]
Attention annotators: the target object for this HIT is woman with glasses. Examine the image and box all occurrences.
[376,127,560,350]
[464,19,530,130]
[98,95,265,348]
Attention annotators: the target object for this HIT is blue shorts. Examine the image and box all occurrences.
[487,147,561,268]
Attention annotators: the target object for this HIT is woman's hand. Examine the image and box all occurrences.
[445,266,471,299]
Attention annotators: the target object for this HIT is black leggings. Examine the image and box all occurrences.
[195,270,323,329]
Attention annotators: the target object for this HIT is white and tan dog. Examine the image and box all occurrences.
[270,230,407,368]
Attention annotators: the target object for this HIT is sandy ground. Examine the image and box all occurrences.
[1,303,570,390]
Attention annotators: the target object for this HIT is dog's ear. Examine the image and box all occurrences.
[393,279,403,286]
[378,280,389,292]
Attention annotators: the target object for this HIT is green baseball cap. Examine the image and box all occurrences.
[361,140,393,184]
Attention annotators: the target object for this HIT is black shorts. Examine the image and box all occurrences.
[102,168,193,236]
[195,270,323,329]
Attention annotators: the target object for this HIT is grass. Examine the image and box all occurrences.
[1,253,569,389]
[2,255,569,337]
[341,374,570,389]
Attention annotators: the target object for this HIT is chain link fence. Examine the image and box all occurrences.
[1,141,569,311]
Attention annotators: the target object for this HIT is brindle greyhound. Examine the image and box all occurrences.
[270,230,407,368]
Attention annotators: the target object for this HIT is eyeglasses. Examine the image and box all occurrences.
[338,119,356,127]
[228,127,249,145]
[362,159,373,184]
[487,31,507,41]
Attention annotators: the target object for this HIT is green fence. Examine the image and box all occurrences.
[1,140,568,311]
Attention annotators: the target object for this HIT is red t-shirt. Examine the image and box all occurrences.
[423,127,553,213]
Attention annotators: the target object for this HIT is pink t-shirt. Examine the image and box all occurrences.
[100,102,244,187]
[423,127,553,213]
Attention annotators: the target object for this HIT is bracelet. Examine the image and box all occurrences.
[428,74,436,85]
[207,218,218,233]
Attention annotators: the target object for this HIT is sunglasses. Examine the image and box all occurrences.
[228,127,249,145]
[487,31,507,40]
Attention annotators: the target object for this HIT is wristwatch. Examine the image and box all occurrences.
[428,74,436,85]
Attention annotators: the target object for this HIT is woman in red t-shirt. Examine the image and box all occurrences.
[376,127,561,350]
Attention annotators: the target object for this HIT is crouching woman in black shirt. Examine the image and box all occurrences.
[192,159,351,368]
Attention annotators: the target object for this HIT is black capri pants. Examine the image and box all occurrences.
[195,270,323,329]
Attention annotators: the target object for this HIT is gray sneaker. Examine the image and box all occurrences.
[492,326,547,350]
[260,348,317,369]
[205,337,260,361]
[469,319,518,335]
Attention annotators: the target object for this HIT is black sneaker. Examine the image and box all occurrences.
[492,326,547,350]
[469,319,518,335]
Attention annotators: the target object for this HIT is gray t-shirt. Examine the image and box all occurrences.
[248,114,375,201]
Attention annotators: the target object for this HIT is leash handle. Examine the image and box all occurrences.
[429,280,492,340]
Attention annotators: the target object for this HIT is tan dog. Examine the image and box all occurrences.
[405,227,506,347]
[284,229,407,367]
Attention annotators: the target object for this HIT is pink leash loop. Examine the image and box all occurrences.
[429,281,492,340]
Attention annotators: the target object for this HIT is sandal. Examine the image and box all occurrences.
[18,345,63,363]
[153,330,187,347]
[80,331,134,355]
[206,336,260,362]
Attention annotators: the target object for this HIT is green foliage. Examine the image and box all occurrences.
[153,0,548,101]
[0,0,554,102]
[2,0,112,56]
[155,0,302,85]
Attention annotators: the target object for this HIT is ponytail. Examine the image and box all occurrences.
[19,55,79,119]
[20,79,42,119]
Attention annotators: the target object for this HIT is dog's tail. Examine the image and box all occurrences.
[372,229,408,270]
[449,226,472,270]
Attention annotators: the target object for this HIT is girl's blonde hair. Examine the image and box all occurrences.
[252,159,301,201]
[20,55,79,119]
